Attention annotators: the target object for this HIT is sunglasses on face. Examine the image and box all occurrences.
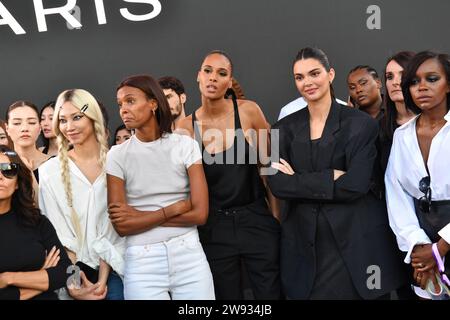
[0,163,19,179]
[418,176,432,213]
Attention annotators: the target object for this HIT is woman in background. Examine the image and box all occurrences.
[39,101,58,157]
[5,101,51,183]
[0,120,13,148]
[112,124,132,146]
[379,51,417,299]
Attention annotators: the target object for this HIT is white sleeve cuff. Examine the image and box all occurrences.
[404,230,432,263]
[438,223,450,245]
[91,237,125,277]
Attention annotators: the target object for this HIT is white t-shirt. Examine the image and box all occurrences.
[106,133,202,246]
[278,97,348,120]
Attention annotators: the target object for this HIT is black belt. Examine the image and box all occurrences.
[210,197,267,216]
[413,198,450,243]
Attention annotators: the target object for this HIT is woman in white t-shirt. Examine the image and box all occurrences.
[107,74,214,300]
[39,89,125,300]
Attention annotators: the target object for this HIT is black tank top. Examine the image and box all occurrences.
[192,98,266,210]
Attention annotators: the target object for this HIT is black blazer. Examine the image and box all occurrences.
[268,101,406,299]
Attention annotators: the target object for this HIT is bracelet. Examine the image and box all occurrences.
[161,207,168,221]
[432,243,445,273]
[432,242,450,287]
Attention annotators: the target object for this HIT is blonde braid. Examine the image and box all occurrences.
[93,120,109,170]
[57,134,84,249]
[53,88,107,253]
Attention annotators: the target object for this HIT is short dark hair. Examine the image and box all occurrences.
[402,50,450,113]
[117,75,173,135]
[347,65,380,81]
[158,76,185,96]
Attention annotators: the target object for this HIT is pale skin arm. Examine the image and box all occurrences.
[18,288,43,300]
[68,271,107,300]
[95,259,110,296]
[16,246,61,300]
[0,246,62,292]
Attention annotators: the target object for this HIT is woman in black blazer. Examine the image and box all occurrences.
[267,47,405,299]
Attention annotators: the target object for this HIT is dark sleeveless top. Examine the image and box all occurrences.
[42,145,50,155]
[192,98,266,210]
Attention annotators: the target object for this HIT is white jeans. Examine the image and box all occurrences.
[124,229,215,300]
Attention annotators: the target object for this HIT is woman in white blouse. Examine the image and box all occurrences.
[385,51,450,299]
[39,89,125,300]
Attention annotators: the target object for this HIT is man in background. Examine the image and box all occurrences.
[158,76,187,129]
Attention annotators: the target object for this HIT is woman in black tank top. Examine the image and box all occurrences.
[178,50,281,300]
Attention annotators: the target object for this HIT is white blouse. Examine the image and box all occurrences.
[385,110,450,264]
[38,157,125,276]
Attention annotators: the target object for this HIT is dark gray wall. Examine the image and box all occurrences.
[1,0,449,130]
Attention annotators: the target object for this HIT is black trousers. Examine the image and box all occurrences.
[198,199,281,300]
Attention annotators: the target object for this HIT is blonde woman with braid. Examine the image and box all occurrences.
[38,89,125,300]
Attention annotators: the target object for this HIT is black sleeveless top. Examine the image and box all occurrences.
[192,98,266,210]
[42,145,50,155]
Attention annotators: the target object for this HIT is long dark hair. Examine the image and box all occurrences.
[117,75,173,136]
[382,51,416,141]
[39,101,55,153]
[0,145,41,226]
[402,51,450,113]
[293,47,336,100]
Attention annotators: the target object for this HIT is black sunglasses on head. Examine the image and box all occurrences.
[0,163,19,179]
[418,176,432,213]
